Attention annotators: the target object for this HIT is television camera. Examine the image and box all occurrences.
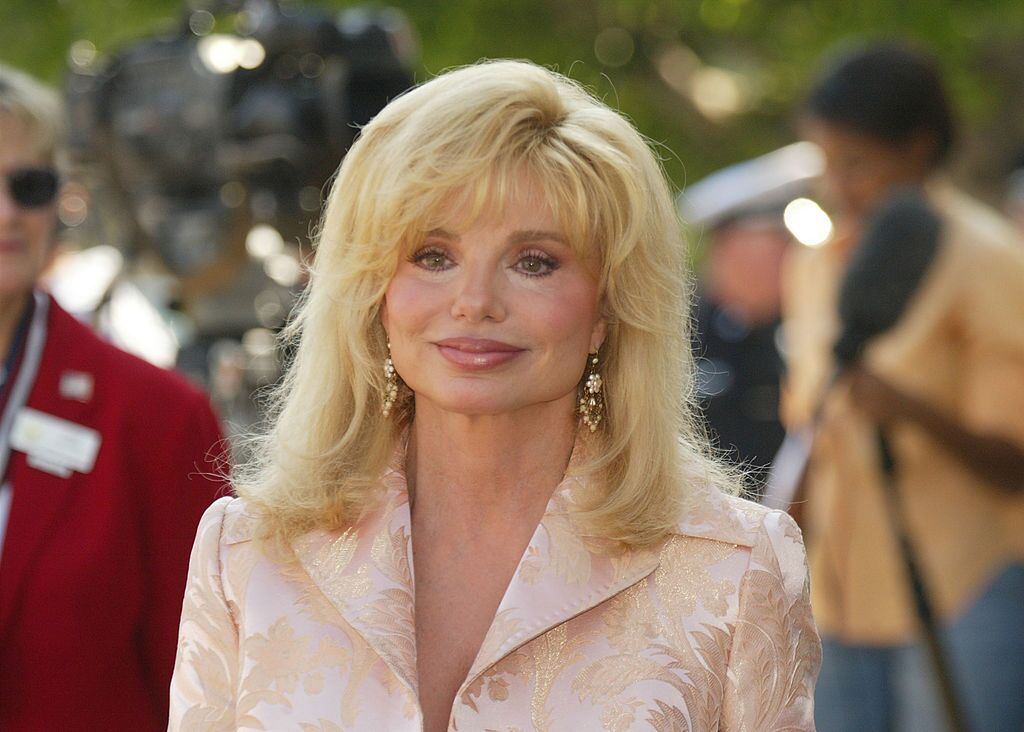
[57,0,415,430]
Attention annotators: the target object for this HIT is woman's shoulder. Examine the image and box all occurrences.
[198,495,263,546]
[667,483,810,600]
[673,481,803,552]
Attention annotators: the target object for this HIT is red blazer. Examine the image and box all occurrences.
[0,297,228,731]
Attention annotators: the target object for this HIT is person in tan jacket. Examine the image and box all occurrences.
[786,43,1024,731]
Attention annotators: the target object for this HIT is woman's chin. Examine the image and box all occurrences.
[412,388,571,422]
[417,395,522,418]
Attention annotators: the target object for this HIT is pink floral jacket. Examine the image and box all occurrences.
[169,463,820,731]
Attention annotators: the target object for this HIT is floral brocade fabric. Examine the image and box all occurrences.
[169,464,821,731]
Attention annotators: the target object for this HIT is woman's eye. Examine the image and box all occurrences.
[515,252,559,276]
[410,248,453,271]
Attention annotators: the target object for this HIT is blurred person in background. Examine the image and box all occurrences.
[682,143,822,497]
[783,43,1024,731]
[0,64,226,730]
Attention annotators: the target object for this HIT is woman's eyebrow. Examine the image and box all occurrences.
[508,230,569,245]
[425,228,459,241]
[424,228,568,245]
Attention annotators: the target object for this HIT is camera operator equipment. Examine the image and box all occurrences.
[59,0,415,435]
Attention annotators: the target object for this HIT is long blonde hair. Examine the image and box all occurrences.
[235,59,735,547]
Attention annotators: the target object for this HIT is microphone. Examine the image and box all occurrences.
[834,186,943,365]
[762,187,942,508]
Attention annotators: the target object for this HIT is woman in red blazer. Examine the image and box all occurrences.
[0,64,227,730]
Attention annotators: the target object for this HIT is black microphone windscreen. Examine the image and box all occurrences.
[834,187,943,365]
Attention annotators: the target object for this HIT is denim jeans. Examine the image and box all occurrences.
[814,563,1024,732]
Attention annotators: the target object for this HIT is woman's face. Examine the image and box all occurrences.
[804,119,933,222]
[0,113,57,305]
[381,179,606,420]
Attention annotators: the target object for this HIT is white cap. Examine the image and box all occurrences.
[679,142,824,230]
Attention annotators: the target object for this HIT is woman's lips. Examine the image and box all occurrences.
[434,338,524,370]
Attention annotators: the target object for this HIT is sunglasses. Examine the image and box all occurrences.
[4,167,59,208]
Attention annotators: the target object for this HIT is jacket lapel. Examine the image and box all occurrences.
[289,464,419,697]
[464,472,660,685]
[287,451,667,700]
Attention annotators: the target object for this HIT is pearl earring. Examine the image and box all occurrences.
[578,353,604,432]
[382,342,399,417]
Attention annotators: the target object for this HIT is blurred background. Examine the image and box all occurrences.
[4,0,1024,449]
[8,0,1024,194]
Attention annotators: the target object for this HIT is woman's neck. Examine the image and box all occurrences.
[406,399,578,528]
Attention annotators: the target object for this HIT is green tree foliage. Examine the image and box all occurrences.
[4,0,1024,194]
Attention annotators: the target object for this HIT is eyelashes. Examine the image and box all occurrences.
[408,246,453,271]
[408,246,561,277]
[514,250,560,276]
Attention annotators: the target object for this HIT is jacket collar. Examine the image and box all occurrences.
[287,444,663,699]
[463,474,661,687]
[285,443,763,701]
[289,467,419,696]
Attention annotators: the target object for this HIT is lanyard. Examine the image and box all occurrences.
[0,295,34,396]
[0,290,49,485]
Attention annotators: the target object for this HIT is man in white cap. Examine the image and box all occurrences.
[680,142,823,494]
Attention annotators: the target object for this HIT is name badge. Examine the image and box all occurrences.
[10,408,102,478]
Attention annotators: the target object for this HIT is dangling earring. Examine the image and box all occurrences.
[382,342,399,417]
[578,352,604,432]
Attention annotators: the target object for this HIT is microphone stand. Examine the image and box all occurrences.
[767,387,972,732]
[874,427,970,732]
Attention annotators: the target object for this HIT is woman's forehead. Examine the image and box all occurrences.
[431,180,560,230]
[425,168,599,241]
[0,112,50,170]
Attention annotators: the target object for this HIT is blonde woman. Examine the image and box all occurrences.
[170,60,820,731]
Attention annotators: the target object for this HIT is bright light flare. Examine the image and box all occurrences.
[690,66,744,120]
[237,39,266,70]
[197,34,266,74]
[245,224,285,259]
[264,253,303,287]
[784,197,833,248]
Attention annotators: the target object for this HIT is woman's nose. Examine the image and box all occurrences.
[449,264,507,323]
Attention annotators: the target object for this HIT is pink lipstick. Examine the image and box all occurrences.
[434,338,524,370]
